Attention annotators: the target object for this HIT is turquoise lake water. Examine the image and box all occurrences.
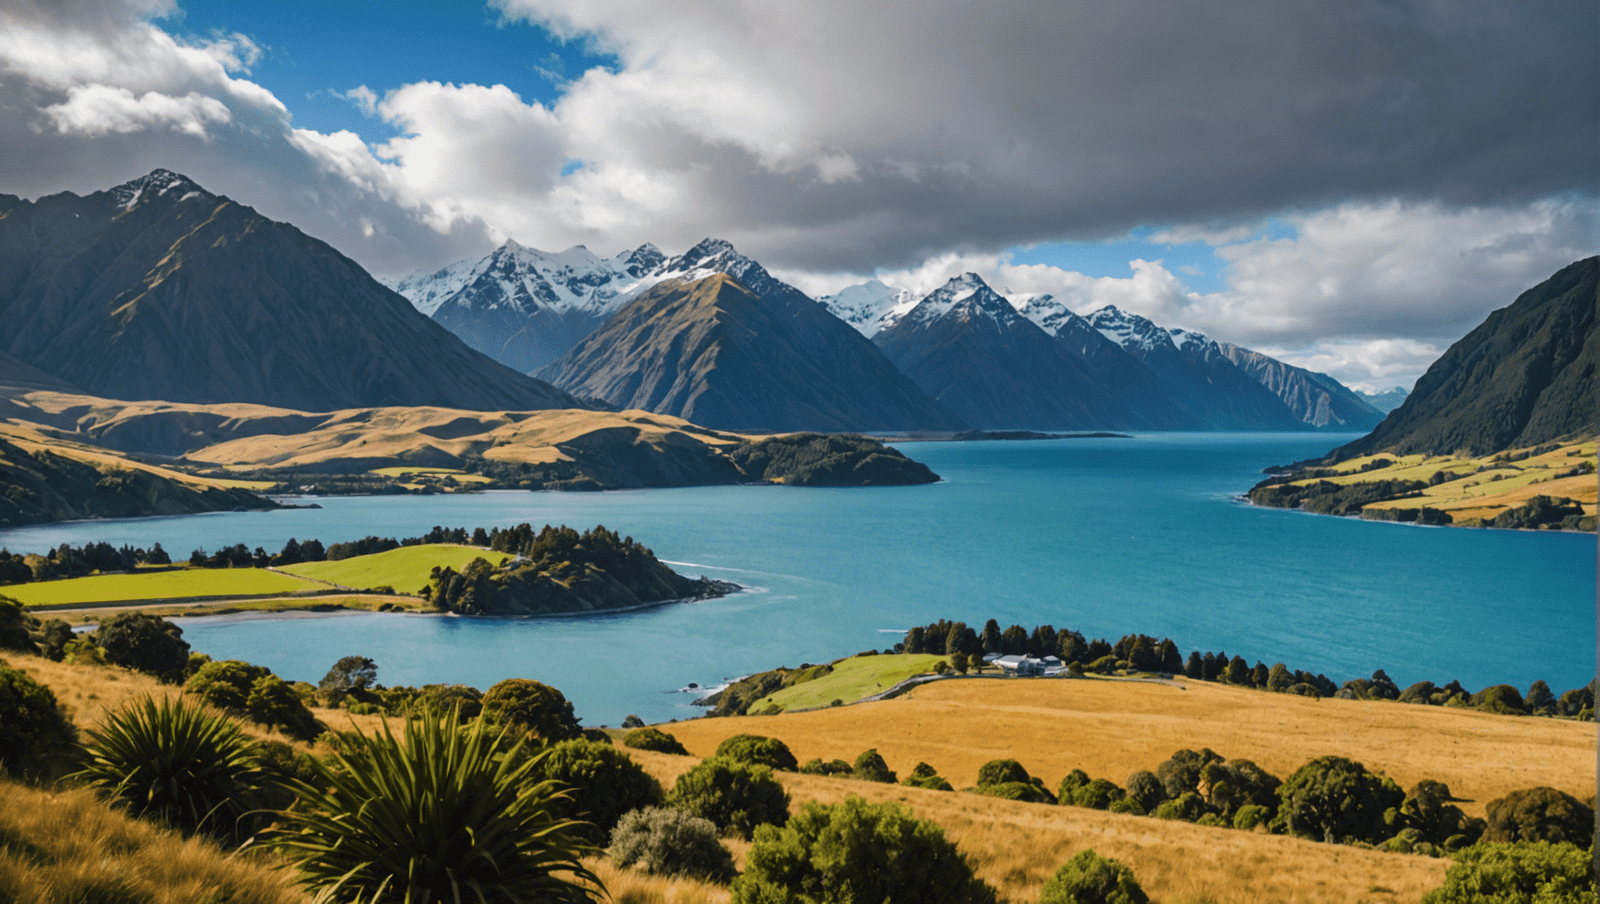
[1,434,1592,726]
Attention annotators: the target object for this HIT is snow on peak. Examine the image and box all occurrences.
[1086,305,1177,354]
[110,169,207,210]
[818,279,921,337]
[1010,293,1083,335]
[898,273,1022,330]
[1166,327,1213,352]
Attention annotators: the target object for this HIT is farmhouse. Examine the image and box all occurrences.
[991,654,1069,677]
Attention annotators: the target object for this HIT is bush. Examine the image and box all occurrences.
[33,618,72,661]
[317,654,377,705]
[1233,803,1270,831]
[902,761,954,792]
[671,757,790,840]
[62,634,105,666]
[0,597,35,653]
[623,726,689,755]
[1422,841,1595,904]
[185,659,321,740]
[609,806,735,883]
[801,757,855,776]
[0,663,75,779]
[1152,791,1206,822]
[1125,770,1166,812]
[533,739,663,845]
[1471,684,1527,715]
[731,797,996,904]
[271,710,600,903]
[713,733,798,771]
[1070,778,1125,810]
[93,613,189,680]
[1484,787,1595,847]
[978,781,1058,804]
[1273,755,1403,844]
[1108,797,1145,816]
[1039,849,1149,904]
[1398,779,1474,845]
[75,695,266,842]
[977,758,1031,786]
[853,748,896,783]
[482,678,582,744]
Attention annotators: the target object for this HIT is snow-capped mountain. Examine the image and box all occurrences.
[817,280,923,337]
[1085,305,1186,356]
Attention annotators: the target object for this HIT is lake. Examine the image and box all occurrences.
[1,433,1591,726]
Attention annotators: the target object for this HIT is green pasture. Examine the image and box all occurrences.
[8,567,321,607]
[753,653,949,712]
[282,543,498,594]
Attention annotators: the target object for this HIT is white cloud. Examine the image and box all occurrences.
[44,86,231,139]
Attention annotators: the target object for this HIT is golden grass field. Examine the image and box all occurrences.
[7,650,1591,903]
[1297,438,1597,524]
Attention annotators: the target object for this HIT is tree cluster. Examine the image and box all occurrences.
[0,541,171,585]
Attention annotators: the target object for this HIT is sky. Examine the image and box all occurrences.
[0,1,1594,393]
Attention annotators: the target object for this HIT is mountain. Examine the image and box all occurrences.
[0,170,581,413]
[873,274,1162,430]
[386,241,665,373]
[816,279,920,337]
[1358,387,1409,413]
[539,272,967,432]
[1328,257,1599,461]
[1086,307,1305,430]
[1217,343,1385,430]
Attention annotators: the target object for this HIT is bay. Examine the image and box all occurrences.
[1,433,1591,726]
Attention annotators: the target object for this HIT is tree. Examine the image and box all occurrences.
[1125,771,1166,812]
[609,806,735,883]
[1267,663,1293,693]
[1421,841,1595,904]
[1158,639,1182,674]
[714,734,798,772]
[482,678,582,744]
[317,655,378,705]
[1069,779,1124,810]
[533,738,663,844]
[981,619,1003,654]
[978,759,1032,786]
[1273,755,1404,844]
[853,748,896,783]
[1157,748,1221,799]
[902,762,954,791]
[1029,624,1057,657]
[1523,680,1556,715]
[730,797,997,904]
[271,710,600,903]
[0,663,75,780]
[1471,684,1527,715]
[623,727,689,755]
[905,626,926,654]
[1184,651,1203,679]
[950,651,969,674]
[670,757,789,840]
[94,613,190,681]
[0,597,34,653]
[1396,780,1473,846]
[1483,787,1594,847]
[1224,656,1250,685]
[1001,624,1028,655]
[1039,849,1149,904]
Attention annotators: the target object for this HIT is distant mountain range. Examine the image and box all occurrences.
[397,241,1384,433]
[1357,387,1409,413]
[0,170,581,413]
[1328,256,1598,461]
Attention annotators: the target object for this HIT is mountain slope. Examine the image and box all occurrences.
[0,170,582,413]
[391,240,664,373]
[874,274,1148,430]
[1217,343,1385,430]
[1087,307,1304,430]
[540,273,967,432]
[817,279,920,337]
[1328,257,1599,461]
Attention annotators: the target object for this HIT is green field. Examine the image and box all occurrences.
[752,653,949,712]
[7,568,322,607]
[282,543,498,594]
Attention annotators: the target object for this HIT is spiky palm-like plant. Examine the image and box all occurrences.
[75,694,267,842]
[272,709,602,904]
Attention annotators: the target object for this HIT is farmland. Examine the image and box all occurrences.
[281,543,494,594]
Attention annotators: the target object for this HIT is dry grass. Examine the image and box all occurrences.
[622,746,1448,904]
[662,676,1595,818]
[0,779,309,904]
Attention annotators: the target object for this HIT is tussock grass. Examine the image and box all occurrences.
[281,543,492,593]
[0,778,308,904]
[665,677,1594,819]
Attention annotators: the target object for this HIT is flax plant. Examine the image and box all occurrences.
[271,709,602,904]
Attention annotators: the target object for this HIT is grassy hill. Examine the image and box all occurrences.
[5,567,323,607]
[282,543,494,594]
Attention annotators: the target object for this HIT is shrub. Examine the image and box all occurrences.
[1039,849,1149,904]
[1234,803,1270,831]
[1471,684,1527,715]
[853,748,896,783]
[93,613,189,680]
[671,757,789,840]
[271,710,600,903]
[62,634,105,666]
[33,618,72,661]
[1398,779,1474,845]
[621,714,646,728]
[533,738,663,844]
[977,758,1031,786]
[609,806,735,883]
[0,597,35,653]
[0,663,75,779]
[1422,841,1595,904]
[731,797,997,904]
[1108,797,1145,816]
[1152,791,1206,822]
[1125,770,1166,812]
[713,733,798,771]
[1274,755,1403,844]
[801,757,855,776]
[75,695,267,842]
[902,761,954,792]
[316,655,377,706]
[482,678,582,744]
[1484,787,1595,847]
[1156,748,1222,799]
[623,726,689,755]
[1058,768,1091,802]
[977,781,1058,805]
[187,660,321,741]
